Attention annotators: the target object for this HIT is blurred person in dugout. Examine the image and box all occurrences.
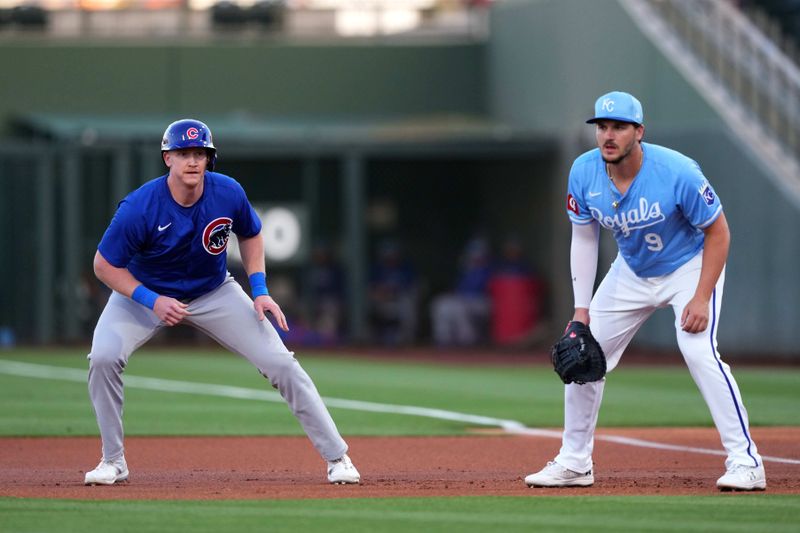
[493,235,535,277]
[430,237,493,347]
[487,235,543,346]
[367,239,419,346]
[306,241,346,345]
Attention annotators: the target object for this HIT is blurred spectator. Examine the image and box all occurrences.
[211,1,247,28]
[493,235,534,277]
[368,239,419,346]
[488,236,544,346]
[250,0,286,30]
[10,5,47,29]
[430,237,493,347]
[306,241,346,345]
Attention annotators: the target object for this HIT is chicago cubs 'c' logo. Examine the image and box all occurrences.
[202,217,233,255]
[567,193,580,215]
[186,127,199,140]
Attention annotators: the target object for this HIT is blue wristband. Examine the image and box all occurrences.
[248,272,269,297]
[131,285,159,310]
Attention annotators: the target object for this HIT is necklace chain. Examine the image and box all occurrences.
[605,150,643,210]
[606,174,620,209]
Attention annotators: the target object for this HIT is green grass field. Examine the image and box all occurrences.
[2,495,799,533]
[1,348,798,532]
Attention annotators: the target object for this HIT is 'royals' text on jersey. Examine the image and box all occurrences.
[98,172,262,299]
[565,142,723,277]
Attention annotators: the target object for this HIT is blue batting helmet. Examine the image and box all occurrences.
[161,118,217,171]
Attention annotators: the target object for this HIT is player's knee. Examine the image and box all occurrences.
[261,353,302,388]
[675,335,713,365]
[87,342,126,372]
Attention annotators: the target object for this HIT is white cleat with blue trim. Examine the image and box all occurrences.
[716,464,766,491]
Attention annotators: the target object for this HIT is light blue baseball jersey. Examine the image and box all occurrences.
[566,142,723,277]
[98,172,261,299]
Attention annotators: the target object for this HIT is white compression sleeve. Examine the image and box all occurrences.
[570,222,600,308]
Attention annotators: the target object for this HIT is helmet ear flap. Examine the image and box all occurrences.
[207,149,217,171]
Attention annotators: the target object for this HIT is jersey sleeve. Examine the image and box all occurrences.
[231,181,262,238]
[97,198,147,268]
[566,161,593,225]
[676,159,723,229]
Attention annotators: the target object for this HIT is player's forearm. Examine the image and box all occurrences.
[570,222,600,309]
[238,234,266,276]
[695,214,730,301]
[93,251,143,298]
[238,233,276,302]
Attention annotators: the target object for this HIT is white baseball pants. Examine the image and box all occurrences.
[555,252,762,473]
[87,276,348,463]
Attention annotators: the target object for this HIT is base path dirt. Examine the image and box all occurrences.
[1,428,798,500]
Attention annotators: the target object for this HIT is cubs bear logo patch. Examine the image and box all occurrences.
[202,217,233,255]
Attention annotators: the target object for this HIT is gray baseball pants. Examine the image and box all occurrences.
[87,276,348,463]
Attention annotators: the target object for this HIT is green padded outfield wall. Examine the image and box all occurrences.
[0,41,486,136]
[487,0,800,356]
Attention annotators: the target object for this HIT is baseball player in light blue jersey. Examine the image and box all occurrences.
[525,92,765,491]
[83,119,360,486]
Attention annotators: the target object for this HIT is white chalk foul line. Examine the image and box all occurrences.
[1,359,798,465]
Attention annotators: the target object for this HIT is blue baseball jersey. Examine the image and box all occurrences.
[566,142,723,277]
[98,172,262,299]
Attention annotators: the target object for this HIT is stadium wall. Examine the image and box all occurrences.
[0,41,486,137]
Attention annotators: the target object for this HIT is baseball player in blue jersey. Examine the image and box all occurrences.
[83,119,360,486]
[525,92,766,491]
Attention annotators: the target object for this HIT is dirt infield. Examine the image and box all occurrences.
[1,428,798,499]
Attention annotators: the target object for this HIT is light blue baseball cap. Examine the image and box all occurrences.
[586,91,644,125]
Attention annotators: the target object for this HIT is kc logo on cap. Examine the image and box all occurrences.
[587,91,644,125]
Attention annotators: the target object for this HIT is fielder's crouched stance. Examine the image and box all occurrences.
[84,119,359,486]
[525,92,765,492]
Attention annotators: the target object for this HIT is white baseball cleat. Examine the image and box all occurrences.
[327,454,360,484]
[525,461,594,488]
[716,464,766,491]
[84,456,129,486]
